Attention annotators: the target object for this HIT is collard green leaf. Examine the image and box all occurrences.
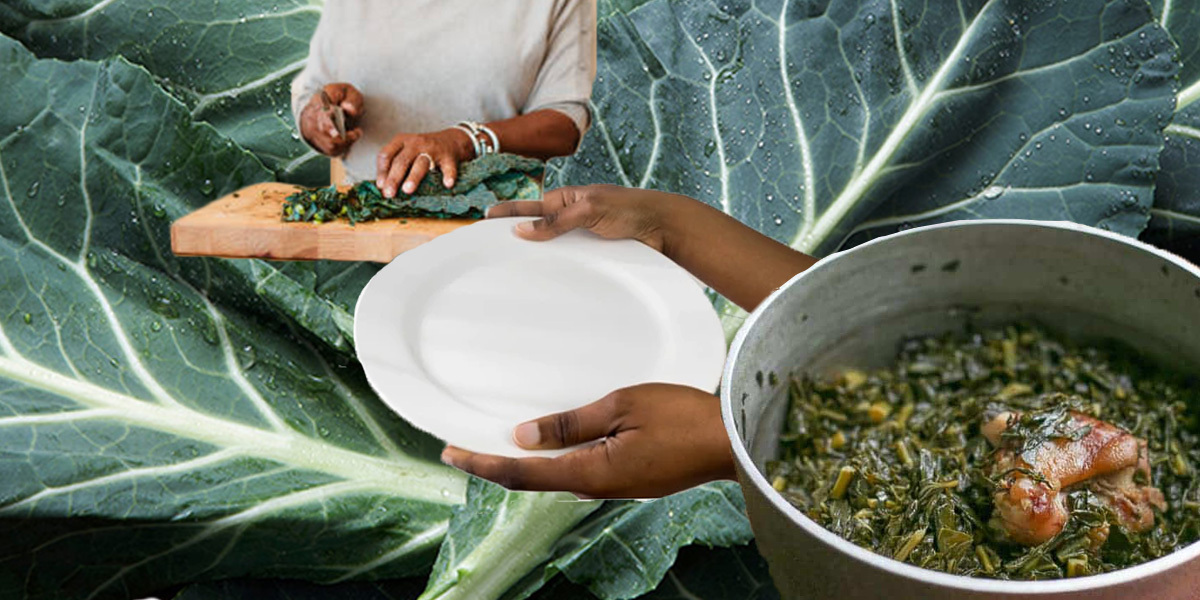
[0,0,442,354]
[0,34,466,599]
[522,542,777,600]
[1145,0,1200,263]
[0,0,328,185]
[0,14,766,600]
[0,30,752,600]
[628,542,777,600]
[493,482,754,600]
[551,0,1177,257]
[240,260,369,352]
[0,1,382,351]
[418,479,600,600]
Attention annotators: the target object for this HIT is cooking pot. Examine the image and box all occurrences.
[722,220,1200,599]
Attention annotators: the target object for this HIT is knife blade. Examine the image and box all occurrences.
[319,90,348,140]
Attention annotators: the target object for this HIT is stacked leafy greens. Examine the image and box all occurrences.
[767,326,1200,579]
[0,0,1196,598]
[281,154,543,224]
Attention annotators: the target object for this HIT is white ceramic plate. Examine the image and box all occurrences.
[354,217,727,457]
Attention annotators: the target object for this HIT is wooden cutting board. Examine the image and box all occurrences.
[170,182,475,263]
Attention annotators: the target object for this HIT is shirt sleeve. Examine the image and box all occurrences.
[521,0,598,147]
[290,11,335,142]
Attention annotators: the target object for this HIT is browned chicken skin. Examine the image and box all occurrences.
[982,410,1166,546]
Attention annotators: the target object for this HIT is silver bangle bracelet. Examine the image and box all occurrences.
[452,123,482,159]
[479,124,500,155]
[458,120,499,156]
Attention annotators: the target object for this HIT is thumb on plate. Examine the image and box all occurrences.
[513,201,592,241]
[513,391,624,449]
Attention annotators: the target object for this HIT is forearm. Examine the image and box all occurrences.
[482,109,580,160]
[656,195,817,312]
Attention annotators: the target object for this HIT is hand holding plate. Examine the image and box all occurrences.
[440,383,736,499]
[488,185,678,252]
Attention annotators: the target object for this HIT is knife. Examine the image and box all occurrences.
[319,90,348,141]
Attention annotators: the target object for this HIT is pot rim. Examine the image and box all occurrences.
[721,218,1200,593]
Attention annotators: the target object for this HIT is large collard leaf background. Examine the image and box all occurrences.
[0,0,373,354]
[0,0,328,184]
[1146,0,1200,262]
[552,0,1177,256]
[0,32,468,598]
[0,0,1194,599]
[0,3,758,600]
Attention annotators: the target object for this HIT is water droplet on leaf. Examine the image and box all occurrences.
[239,344,257,370]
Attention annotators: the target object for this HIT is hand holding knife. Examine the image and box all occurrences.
[319,89,348,141]
[301,83,364,158]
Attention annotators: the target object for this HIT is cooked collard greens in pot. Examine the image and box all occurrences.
[766,326,1200,579]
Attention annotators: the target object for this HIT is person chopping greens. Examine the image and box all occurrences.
[441,185,819,499]
[291,0,596,194]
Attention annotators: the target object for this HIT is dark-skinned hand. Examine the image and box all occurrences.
[299,82,364,157]
[441,384,736,499]
[376,129,474,198]
[486,184,673,250]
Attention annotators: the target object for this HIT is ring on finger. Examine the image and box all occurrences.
[417,152,437,172]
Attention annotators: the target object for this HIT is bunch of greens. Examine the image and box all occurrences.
[281,154,544,224]
[0,0,1197,599]
[766,325,1200,579]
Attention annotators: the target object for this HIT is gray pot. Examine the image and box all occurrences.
[721,220,1200,599]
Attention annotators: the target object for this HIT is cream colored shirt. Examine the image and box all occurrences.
[292,0,597,182]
